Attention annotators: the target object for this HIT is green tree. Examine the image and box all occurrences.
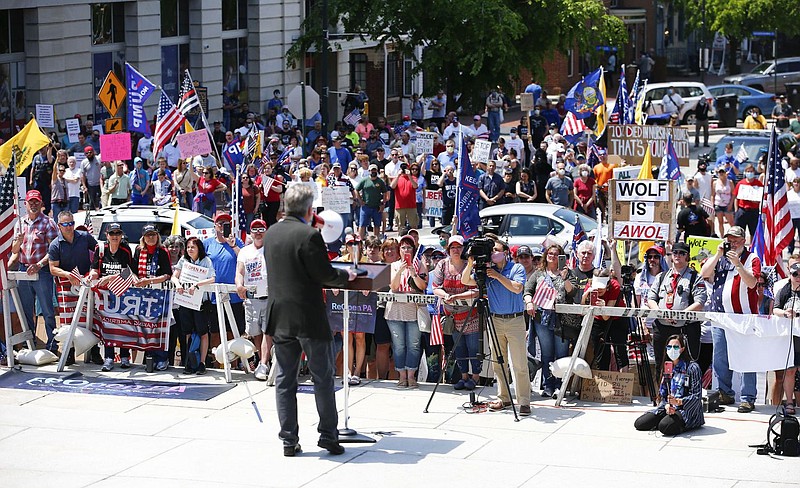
[676,0,800,74]
[288,0,627,113]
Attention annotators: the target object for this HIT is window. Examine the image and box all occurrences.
[92,3,125,45]
[161,44,190,102]
[0,61,26,142]
[161,0,189,38]
[403,56,414,96]
[507,214,553,237]
[349,53,366,91]
[387,52,399,98]
[778,61,800,74]
[0,10,24,54]
[222,0,247,31]
[554,208,597,234]
[566,49,574,78]
[93,51,126,123]
[222,37,248,101]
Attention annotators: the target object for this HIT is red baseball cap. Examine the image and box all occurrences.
[25,190,42,202]
[250,219,267,230]
[214,213,233,223]
[84,146,94,152]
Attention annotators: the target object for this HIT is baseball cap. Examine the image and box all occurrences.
[410,120,418,126]
[331,162,342,168]
[25,190,42,202]
[530,245,544,257]
[510,127,517,133]
[133,157,143,165]
[84,146,94,152]
[250,219,267,230]
[672,242,690,254]
[213,213,233,223]
[473,115,481,121]
[403,115,411,121]
[142,224,158,234]
[447,235,465,249]
[431,249,446,258]
[399,235,416,249]
[106,223,122,233]
[645,244,665,256]
[791,262,800,274]
[516,245,533,257]
[724,226,745,238]
[368,164,378,171]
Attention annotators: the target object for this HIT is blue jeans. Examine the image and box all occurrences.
[17,269,57,351]
[51,201,68,220]
[454,330,481,376]
[387,320,422,371]
[532,312,571,391]
[68,196,80,213]
[487,111,501,141]
[712,326,756,403]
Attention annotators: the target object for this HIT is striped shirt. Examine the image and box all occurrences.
[710,250,761,314]
[654,360,704,429]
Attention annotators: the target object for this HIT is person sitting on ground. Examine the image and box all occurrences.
[635,334,704,436]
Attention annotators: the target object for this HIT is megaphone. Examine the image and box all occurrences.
[317,210,343,243]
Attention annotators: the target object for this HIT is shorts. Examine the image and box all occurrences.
[373,308,391,344]
[244,298,269,336]
[714,205,731,213]
[359,206,382,228]
[179,304,211,335]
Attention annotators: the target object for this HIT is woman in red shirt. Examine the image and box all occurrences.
[255,162,284,226]
[573,163,596,216]
[193,166,227,218]
[241,170,260,232]
[733,163,763,240]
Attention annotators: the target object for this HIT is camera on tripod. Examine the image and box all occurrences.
[620,264,635,288]
[466,236,495,284]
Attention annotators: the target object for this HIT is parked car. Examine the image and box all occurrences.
[420,203,601,249]
[74,203,215,243]
[723,57,800,92]
[700,129,795,165]
[707,85,776,120]
[642,82,717,125]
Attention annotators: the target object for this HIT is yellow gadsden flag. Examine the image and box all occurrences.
[0,118,51,176]
[638,145,655,263]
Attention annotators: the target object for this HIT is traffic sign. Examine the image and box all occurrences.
[752,31,776,37]
[98,71,126,118]
[105,117,124,133]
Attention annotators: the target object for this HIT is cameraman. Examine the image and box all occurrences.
[462,237,531,416]
[646,242,707,380]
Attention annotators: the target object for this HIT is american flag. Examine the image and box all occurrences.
[344,109,361,126]
[700,197,714,217]
[154,91,186,155]
[531,274,557,310]
[560,112,588,145]
[0,158,18,268]
[568,215,587,268]
[626,70,639,125]
[234,164,247,239]
[244,127,259,161]
[178,73,200,116]
[107,268,136,297]
[760,127,792,275]
[586,143,601,168]
[70,267,87,286]
[260,175,277,195]
[55,278,92,328]
[94,286,172,350]
[429,298,444,346]
[736,142,748,164]
[609,65,628,125]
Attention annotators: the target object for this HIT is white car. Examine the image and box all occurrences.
[74,203,215,243]
[421,203,600,249]
[642,82,716,125]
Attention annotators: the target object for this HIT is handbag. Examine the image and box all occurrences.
[417,306,432,333]
[554,310,581,342]
[441,313,455,335]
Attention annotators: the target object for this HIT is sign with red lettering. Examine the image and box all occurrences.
[609,178,675,241]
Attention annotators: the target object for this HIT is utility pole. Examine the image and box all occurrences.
[320,0,329,134]
[700,0,706,83]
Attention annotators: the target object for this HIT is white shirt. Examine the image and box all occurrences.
[63,166,83,198]
[442,123,463,142]
[470,123,489,140]
[192,154,217,170]
[788,187,800,219]
[237,243,268,297]
[693,171,713,201]
[505,136,525,161]
[661,92,684,114]
[159,143,181,169]
[786,166,800,183]
[137,136,153,162]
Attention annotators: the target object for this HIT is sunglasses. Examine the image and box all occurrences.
[646,254,661,260]
[666,345,681,350]
[792,272,800,278]
[108,231,123,236]
[671,251,688,256]
[59,221,75,227]
[251,227,266,233]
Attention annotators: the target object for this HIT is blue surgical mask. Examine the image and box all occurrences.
[745,171,755,179]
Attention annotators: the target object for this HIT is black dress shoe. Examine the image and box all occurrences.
[317,439,345,455]
[283,444,302,457]
[90,346,104,365]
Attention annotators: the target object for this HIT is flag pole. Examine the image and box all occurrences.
[184,70,226,173]
[452,127,463,232]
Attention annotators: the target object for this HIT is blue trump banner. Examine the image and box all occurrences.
[456,135,481,239]
[125,62,156,136]
[565,68,605,119]
[658,134,682,183]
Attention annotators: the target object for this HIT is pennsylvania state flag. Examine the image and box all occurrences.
[565,67,605,120]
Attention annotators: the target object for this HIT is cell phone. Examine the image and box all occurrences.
[558,254,566,270]
[723,241,731,254]
[590,291,599,306]
[403,253,413,267]
[663,361,674,376]
[223,222,231,238]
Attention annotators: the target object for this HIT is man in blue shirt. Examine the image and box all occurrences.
[204,213,246,341]
[715,142,741,183]
[463,237,531,416]
[478,160,506,209]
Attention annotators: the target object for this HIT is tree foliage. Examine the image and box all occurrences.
[288,0,627,113]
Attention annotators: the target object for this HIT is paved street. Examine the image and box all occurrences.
[0,363,796,488]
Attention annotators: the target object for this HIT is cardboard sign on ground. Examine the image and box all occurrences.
[581,370,635,404]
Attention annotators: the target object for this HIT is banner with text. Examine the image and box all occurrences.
[424,189,442,218]
[325,290,377,333]
[608,124,690,167]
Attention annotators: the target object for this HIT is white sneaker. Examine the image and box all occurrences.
[254,363,269,381]
[101,358,114,372]
[120,358,131,369]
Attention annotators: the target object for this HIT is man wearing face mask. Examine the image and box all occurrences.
[701,225,760,413]
[661,86,684,116]
[506,128,525,165]
[771,95,793,130]
[692,160,713,203]
[694,97,710,147]
[529,105,548,149]
[462,237,531,416]
[732,163,763,240]
[647,242,707,379]
[715,142,741,184]
[545,161,574,208]
[355,164,388,239]
[437,139,458,170]
[442,113,463,142]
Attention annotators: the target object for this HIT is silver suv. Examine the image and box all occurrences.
[724,57,800,92]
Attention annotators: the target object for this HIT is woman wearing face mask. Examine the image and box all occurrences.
[743,106,768,130]
[634,334,704,435]
[516,169,537,202]
[732,163,763,240]
[714,167,735,237]
[573,163,596,216]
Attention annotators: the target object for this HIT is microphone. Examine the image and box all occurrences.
[343,226,367,276]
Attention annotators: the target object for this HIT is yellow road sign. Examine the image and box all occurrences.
[105,117,124,133]
[98,71,126,117]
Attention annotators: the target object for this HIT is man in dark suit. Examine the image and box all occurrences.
[264,184,357,457]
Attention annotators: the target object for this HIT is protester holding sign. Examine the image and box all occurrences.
[172,237,216,375]
[195,166,227,218]
[88,223,133,370]
[732,164,763,241]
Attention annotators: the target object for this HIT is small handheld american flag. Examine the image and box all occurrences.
[429,298,444,346]
[107,268,136,297]
[531,274,557,310]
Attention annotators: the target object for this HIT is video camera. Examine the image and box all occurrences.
[466,236,495,286]
[620,264,635,288]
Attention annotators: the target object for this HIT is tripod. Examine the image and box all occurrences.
[423,280,520,421]
[621,280,657,406]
